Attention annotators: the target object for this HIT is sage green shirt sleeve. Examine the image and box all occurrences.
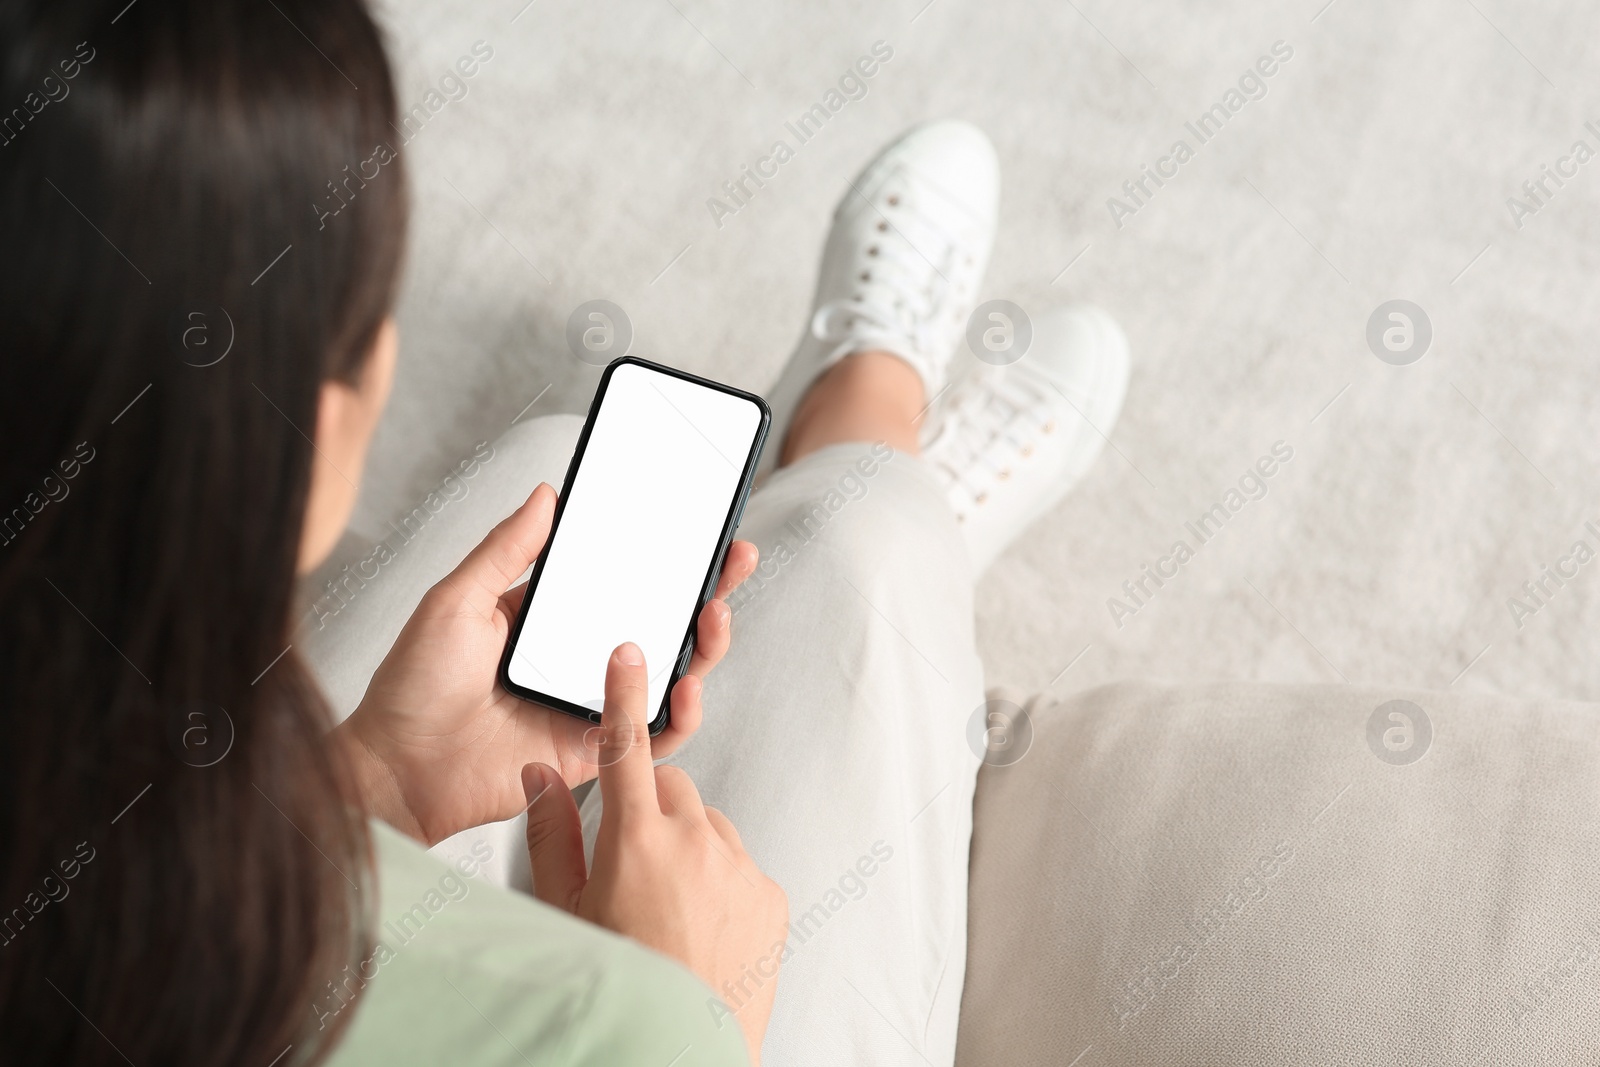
[322,821,751,1067]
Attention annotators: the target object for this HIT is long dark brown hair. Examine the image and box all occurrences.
[0,0,407,1062]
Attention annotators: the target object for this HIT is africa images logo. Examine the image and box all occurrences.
[1365,300,1431,366]
[1365,699,1432,766]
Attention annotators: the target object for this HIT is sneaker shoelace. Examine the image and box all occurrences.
[927,367,1061,519]
[808,175,979,379]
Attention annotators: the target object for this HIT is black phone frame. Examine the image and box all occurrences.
[497,355,771,736]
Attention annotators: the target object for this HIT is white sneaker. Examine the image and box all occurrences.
[760,119,999,477]
[921,304,1131,573]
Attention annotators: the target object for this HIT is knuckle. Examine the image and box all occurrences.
[610,684,648,707]
[602,719,646,754]
[684,839,718,875]
[671,772,705,805]
[418,582,451,612]
[524,820,554,850]
[616,820,655,854]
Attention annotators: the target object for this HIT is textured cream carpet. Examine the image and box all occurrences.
[344,0,1600,704]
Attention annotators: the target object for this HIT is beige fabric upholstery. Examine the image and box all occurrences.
[956,681,1600,1066]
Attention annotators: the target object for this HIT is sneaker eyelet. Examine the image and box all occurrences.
[867,246,878,257]
[999,470,1011,481]
[887,195,900,206]
[859,271,870,281]
[1021,445,1034,457]
[1043,421,1056,434]
[975,493,988,505]
[876,221,888,232]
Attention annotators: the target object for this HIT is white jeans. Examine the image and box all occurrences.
[302,415,986,1067]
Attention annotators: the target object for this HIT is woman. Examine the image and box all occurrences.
[0,1,784,1063]
[3,0,1132,1064]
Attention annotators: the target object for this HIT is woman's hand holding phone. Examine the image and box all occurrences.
[336,481,758,846]
[522,644,788,1066]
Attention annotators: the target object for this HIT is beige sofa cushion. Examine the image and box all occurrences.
[956,681,1600,1065]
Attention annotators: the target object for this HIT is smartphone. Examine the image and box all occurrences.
[498,356,770,734]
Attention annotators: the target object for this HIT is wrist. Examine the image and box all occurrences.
[335,714,430,845]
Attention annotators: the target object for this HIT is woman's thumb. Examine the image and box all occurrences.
[428,483,555,618]
[522,762,587,911]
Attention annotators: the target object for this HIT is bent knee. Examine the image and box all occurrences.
[737,447,967,601]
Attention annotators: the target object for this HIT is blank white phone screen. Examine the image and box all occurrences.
[506,362,762,723]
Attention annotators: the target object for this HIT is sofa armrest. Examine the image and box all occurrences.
[957,680,1600,1066]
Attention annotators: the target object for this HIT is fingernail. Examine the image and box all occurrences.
[713,600,730,625]
[616,642,644,666]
